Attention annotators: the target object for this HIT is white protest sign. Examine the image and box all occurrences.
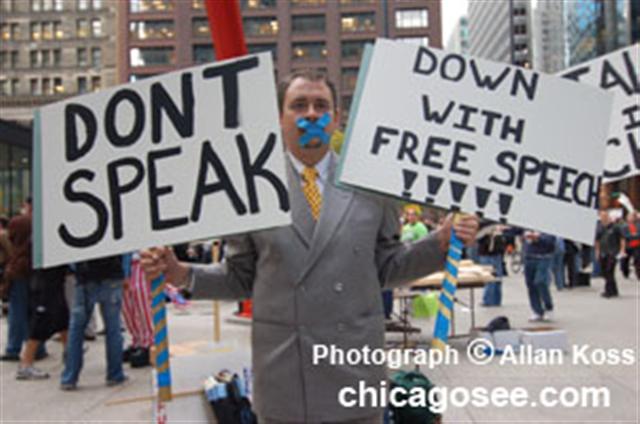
[33,52,291,268]
[560,44,640,183]
[338,39,614,245]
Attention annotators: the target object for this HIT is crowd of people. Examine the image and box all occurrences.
[0,198,213,388]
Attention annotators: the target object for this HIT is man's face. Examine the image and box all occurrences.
[599,211,610,225]
[280,77,339,166]
[406,209,418,224]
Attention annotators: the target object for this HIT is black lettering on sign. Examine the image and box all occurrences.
[475,187,491,218]
[65,104,97,162]
[450,141,476,176]
[470,60,511,91]
[481,109,503,137]
[600,58,636,96]
[561,66,590,82]
[107,157,145,240]
[148,147,189,231]
[202,56,259,129]
[105,89,145,148]
[556,166,578,203]
[622,104,640,131]
[422,136,450,169]
[151,72,194,144]
[452,103,478,132]
[516,155,541,189]
[603,128,640,179]
[421,95,455,124]
[511,69,539,102]
[621,50,640,94]
[440,54,466,82]
[500,116,525,144]
[536,161,560,199]
[450,180,467,212]
[58,169,108,248]
[572,172,599,209]
[604,137,629,179]
[489,150,517,186]
[398,130,419,164]
[371,125,399,155]
[236,132,290,214]
[191,140,247,222]
[413,47,437,76]
[425,175,443,204]
[498,193,513,224]
[401,169,417,199]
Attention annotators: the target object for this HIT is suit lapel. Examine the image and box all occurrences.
[298,153,354,283]
[286,156,314,248]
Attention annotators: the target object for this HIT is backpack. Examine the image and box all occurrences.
[204,372,257,424]
[389,370,441,424]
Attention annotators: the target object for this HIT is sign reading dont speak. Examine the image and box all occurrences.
[34,52,291,268]
[338,39,614,245]
[560,44,640,183]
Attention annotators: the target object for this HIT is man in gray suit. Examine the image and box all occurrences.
[142,70,479,423]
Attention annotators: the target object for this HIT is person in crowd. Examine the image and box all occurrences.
[563,239,579,288]
[477,224,507,306]
[60,255,128,390]
[1,198,47,362]
[121,252,153,368]
[550,237,565,290]
[16,264,69,380]
[0,216,12,315]
[595,210,625,298]
[523,231,556,322]
[383,205,430,325]
[620,211,640,280]
[141,70,479,423]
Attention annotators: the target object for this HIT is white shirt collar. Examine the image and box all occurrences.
[287,150,331,185]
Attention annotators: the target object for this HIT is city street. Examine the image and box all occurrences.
[0,268,638,423]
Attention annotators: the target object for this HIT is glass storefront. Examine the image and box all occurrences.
[0,121,31,217]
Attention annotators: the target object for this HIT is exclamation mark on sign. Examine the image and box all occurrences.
[475,187,491,218]
[450,181,467,212]
[425,176,443,204]
[498,193,513,224]
[402,170,417,199]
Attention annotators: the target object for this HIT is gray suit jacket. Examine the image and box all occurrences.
[191,152,445,422]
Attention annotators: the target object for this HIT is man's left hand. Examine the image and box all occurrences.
[437,214,480,253]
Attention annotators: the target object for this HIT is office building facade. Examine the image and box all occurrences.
[116,0,441,123]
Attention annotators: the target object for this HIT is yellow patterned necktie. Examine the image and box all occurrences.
[302,166,322,220]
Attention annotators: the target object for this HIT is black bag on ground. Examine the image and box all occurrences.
[576,271,591,286]
[205,372,257,424]
[389,370,441,424]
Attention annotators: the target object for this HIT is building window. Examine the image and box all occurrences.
[240,0,276,10]
[243,17,279,36]
[10,23,20,40]
[192,18,210,38]
[128,73,157,82]
[291,15,325,34]
[0,52,7,69]
[91,19,102,37]
[31,0,41,11]
[41,50,51,67]
[54,77,64,93]
[0,80,7,95]
[130,0,173,13]
[77,47,87,65]
[399,36,429,47]
[341,39,370,60]
[291,0,325,6]
[191,0,203,9]
[130,20,175,40]
[77,76,87,93]
[92,0,101,9]
[395,9,429,29]
[31,22,41,40]
[341,12,375,33]
[193,44,215,64]
[54,21,63,39]
[54,0,63,11]
[77,19,89,38]
[53,49,61,66]
[91,47,101,67]
[42,77,52,95]
[1,1,14,13]
[42,22,53,40]
[30,78,39,95]
[77,0,88,10]
[91,76,101,92]
[292,42,326,61]
[1,23,9,41]
[42,0,53,10]
[247,43,277,60]
[10,51,18,68]
[30,50,39,67]
[341,67,358,91]
[130,47,175,67]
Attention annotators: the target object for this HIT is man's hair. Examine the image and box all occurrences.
[277,69,338,113]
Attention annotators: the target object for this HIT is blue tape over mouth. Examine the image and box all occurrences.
[296,113,331,147]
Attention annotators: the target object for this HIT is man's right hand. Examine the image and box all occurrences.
[140,247,190,286]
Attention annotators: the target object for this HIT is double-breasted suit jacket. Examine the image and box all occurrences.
[191,152,445,422]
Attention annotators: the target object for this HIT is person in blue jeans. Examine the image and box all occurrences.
[523,231,556,322]
[550,237,565,290]
[60,255,128,390]
[477,224,507,306]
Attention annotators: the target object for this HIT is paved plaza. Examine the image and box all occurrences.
[1,268,638,423]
